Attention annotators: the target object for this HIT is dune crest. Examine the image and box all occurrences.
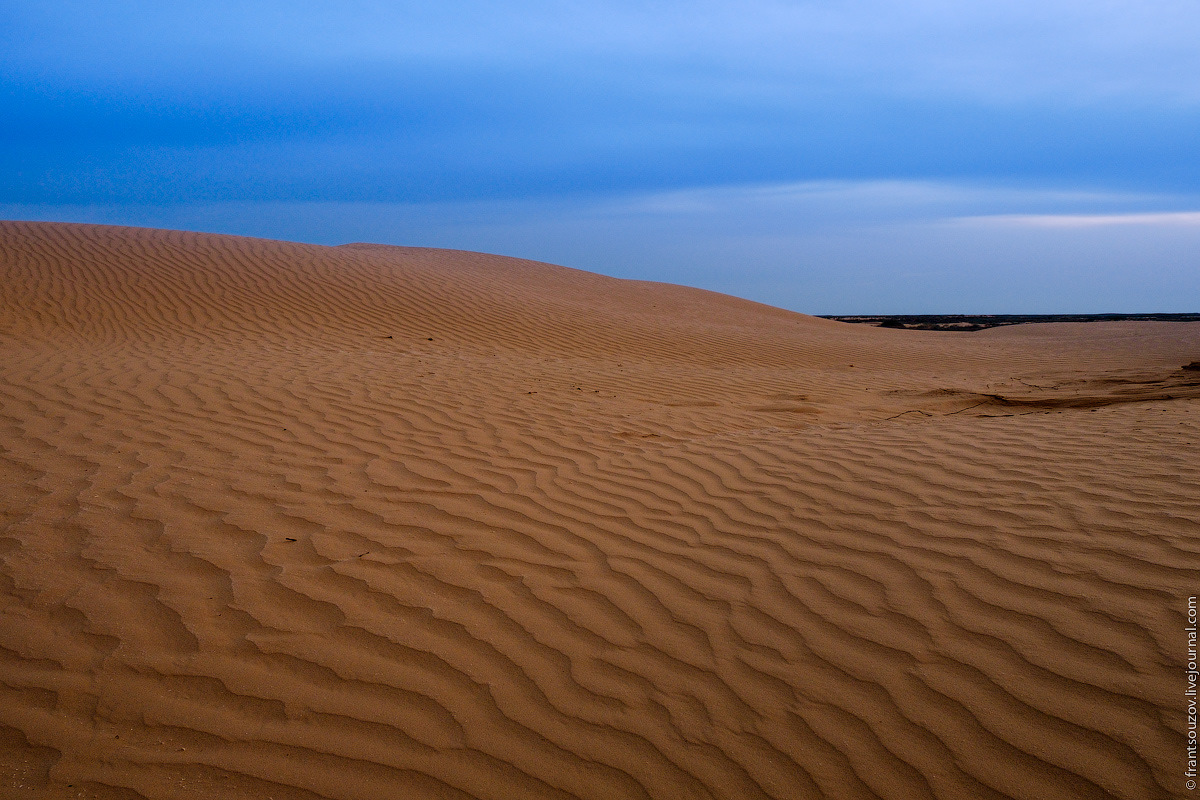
[1,221,1196,799]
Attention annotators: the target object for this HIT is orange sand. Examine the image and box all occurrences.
[1,221,1196,799]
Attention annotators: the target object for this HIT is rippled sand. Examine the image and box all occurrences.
[1,221,1197,799]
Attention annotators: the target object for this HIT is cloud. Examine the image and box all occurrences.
[953,211,1200,228]
[4,2,1199,206]
[604,181,1200,229]
[8,1,1200,103]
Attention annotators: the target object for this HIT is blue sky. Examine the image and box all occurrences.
[4,0,1199,312]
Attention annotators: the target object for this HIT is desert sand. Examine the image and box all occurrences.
[1,220,1196,800]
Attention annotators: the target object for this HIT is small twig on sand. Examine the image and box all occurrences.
[884,409,933,421]
[945,400,991,416]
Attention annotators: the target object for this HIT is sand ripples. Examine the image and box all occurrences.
[1,222,1196,799]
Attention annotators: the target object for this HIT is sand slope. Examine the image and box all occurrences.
[1,221,1196,799]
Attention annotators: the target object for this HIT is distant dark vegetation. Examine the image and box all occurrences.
[821,313,1200,332]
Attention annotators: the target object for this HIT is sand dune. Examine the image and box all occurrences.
[1,220,1196,799]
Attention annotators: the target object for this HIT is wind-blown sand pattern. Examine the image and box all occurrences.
[1,220,1197,799]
